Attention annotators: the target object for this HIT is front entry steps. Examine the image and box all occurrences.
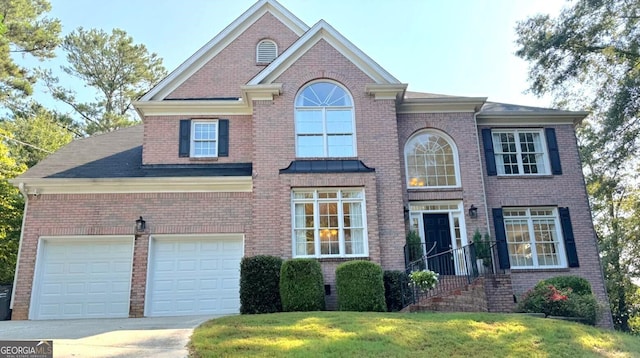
[402,274,516,313]
[404,277,488,313]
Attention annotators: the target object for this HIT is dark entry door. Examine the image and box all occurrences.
[423,213,455,275]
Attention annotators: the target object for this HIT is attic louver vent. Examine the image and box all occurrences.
[257,40,277,63]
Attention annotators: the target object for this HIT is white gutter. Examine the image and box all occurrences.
[10,183,28,310]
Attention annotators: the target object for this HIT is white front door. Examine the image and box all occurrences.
[146,235,243,317]
[30,237,134,320]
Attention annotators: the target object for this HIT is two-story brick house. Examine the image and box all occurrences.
[9,0,610,323]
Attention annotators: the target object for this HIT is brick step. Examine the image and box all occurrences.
[406,277,489,313]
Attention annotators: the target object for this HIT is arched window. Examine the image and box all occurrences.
[256,39,277,63]
[295,81,355,157]
[405,130,460,188]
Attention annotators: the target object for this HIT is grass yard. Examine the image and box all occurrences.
[190,311,640,358]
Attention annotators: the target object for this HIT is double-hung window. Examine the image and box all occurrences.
[295,81,355,158]
[503,207,566,268]
[292,188,367,258]
[492,129,548,175]
[179,119,228,159]
[191,121,218,157]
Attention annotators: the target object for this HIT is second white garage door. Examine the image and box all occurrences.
[146,234,243,317]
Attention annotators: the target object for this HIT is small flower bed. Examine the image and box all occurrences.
[409,270,439,291]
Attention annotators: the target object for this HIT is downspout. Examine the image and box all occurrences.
[11,183,29,310]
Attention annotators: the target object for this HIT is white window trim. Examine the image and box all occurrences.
[408,201,470,276]
[256,39,277,63]
[294,81,357,158]
[190,120,218,158]
[503,207,567,269]
[404,130,461,189]
[291,188,368,258]
[492,129,550,176]
[408,201,468,250]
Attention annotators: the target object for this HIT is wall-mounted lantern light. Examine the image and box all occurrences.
[468,205,478,219]
[135,216,146,233]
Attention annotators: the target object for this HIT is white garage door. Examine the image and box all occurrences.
[31,237,134,320]
[146,235,243,317]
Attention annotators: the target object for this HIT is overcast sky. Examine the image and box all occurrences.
[31,0,567,110]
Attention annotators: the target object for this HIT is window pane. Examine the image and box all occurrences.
[296,110,323,134]
[194,141,216,156]
[326,110,353,133]
[327,135,354,157]
[194,123,216,140]
[295,230,315,256]
[291,189,366,258]
[297,135,324,157]
[345,228,364,255]
[405,132,457,187]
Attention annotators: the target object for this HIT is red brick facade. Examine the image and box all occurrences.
[11,0,611,325]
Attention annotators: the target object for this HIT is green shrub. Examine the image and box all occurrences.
[280,258,325,312]
[240,255,283,314]
[540,275,592,295]
[517,276,601,325]
[336,261,386,312]
[406,231,425,271]
[383,270,412,312]
[569,293,600,325]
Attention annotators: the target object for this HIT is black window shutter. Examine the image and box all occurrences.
[179,119,191,157]
[218,119,229,157]
[545,128,562,175]
[482,129,497,176]
[559,207,579,267]
[493,208,510,269]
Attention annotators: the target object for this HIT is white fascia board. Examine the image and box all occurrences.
[134,84,282,117]
[397,97,488,113]
[365,84,408,100]
[476,111,588,126]
[134,100,251,116]
[140,0,308,102]
[11,177,253,195]
[248,20,401,85]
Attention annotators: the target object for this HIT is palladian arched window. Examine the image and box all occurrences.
[295,81,355,157]
[405,130,460,188]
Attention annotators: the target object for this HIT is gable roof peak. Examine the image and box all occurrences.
[140,0,309,102]
[248,18,400,85]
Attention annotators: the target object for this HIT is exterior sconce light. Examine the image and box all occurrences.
[135,216,146,233]
[404,205,410,220]
[468,205,478,219]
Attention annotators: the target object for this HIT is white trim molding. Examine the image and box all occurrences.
[398,97,487,114]
[134,84,282,117]
[365,84,408,101]
[248,20,401,85]
[11,176,253,195]
[140,0,307,101]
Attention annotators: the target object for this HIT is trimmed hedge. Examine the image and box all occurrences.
[336,261,386,312]
[280,259,325,311]
[539,275,592,295]
[239,255,283,314]
[384,270,411,312]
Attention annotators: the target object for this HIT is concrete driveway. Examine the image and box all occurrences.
[0,315,217,357]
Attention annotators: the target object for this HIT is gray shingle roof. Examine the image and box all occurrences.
[18,125,251,179]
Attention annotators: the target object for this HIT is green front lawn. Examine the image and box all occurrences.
[190,311,640,357]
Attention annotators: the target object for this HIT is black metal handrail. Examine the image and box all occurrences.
[400,241,497,308]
